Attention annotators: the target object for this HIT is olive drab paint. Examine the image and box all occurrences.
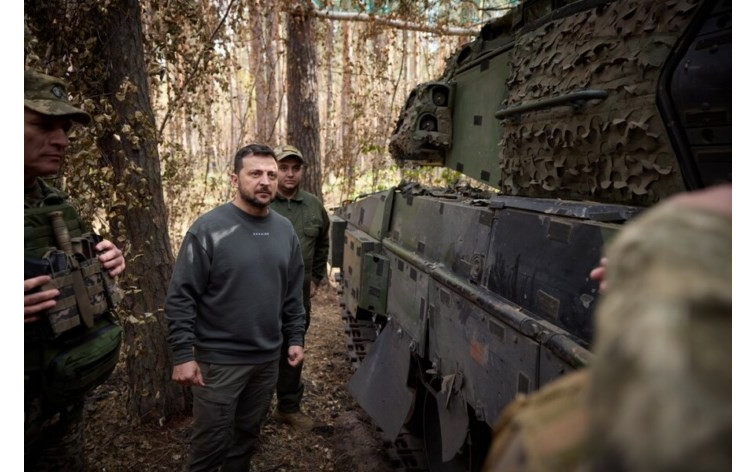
[330,0,731,469]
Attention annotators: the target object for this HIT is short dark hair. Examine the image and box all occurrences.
[233,144,276,173]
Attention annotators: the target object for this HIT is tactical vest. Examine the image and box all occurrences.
[24,181,122,406]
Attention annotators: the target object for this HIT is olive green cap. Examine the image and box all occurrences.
[275,144,305,163]
[24,70,91,125]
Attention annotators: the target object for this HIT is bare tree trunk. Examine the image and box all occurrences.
[285,3,322,198]
[229,57,237,153]
[408,31,417,97]
[323,20,335,172]
[340,20,355,201]
[249,0,281,146]
[89,0,187,423]
[266,4,281,144]
[249,0,267,143]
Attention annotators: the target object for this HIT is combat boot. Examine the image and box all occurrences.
[274,409,314,432]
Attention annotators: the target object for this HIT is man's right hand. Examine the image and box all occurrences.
[172,361,206,387]
[589,257,609,293]
[24,275,59,323]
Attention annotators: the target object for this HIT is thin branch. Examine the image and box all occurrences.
[310,9,479,36]
[266,86,286,144]
[157,0,237,137]
[386,31,408,141]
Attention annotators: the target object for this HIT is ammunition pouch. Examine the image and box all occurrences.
[25,234,124,338]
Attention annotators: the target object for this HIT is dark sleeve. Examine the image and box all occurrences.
[165,232,210,365]
[312,203,330,285]
[282,235,306,346]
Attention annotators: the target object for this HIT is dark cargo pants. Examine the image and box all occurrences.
[188,360,278,472]
[24,396,85,471]
[276,300,311,413]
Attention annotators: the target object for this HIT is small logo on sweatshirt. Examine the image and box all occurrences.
[252,232,270,236]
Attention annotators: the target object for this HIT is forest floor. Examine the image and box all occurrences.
[84,280,394,471]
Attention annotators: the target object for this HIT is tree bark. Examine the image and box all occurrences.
[340,19,356,201]
[87,0,188,423]
[249,0,266,143]
[323,20,336,171]
[266,4,281,144]
[26,0,188,424]
[285,3,323,198]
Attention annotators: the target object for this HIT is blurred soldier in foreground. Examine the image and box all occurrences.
[483,185,732,472]
[24,69,126,470]
[269,145,330,430]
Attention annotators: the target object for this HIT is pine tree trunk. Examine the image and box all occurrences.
[266,4,281,144]
[285,3,323,198]
[324,20,336,171]
[340,20,355,201]
[249,0,267,143]
[89,0,188,424]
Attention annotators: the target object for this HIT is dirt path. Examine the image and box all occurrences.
[84,281,392,471]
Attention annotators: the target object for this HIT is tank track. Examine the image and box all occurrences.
[338,273,430,471]
[383,428,429,471]
[341,310,376,369]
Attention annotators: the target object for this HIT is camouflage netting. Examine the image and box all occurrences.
[389,82,453,165]
[499,0,700,206]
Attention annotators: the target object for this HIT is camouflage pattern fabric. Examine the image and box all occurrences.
[588,200,731,472]
[24,70,91,124]
[483,198,731,472]
[483,369,590,472]
[24,398,85,471]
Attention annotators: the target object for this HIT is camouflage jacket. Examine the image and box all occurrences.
[270,188,330,292]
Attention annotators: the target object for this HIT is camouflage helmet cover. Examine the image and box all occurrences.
[275,144,305,164]
[24,70,91,125]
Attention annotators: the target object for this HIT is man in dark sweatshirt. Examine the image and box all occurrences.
[166,143,306,472]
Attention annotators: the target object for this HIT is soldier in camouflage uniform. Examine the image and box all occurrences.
[24,70,126,470]
[269,145,330,430]
[483,185,731,472]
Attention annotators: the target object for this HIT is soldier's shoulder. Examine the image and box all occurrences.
[268,207,294,226]
[300,190,326,208]
[25,177,74,208]
[38,177,67,197]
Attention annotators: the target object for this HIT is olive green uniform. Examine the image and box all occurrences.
[270,188,330,413]
[24,70,121,471]
[484,199,731,472]
[25,179,90,471]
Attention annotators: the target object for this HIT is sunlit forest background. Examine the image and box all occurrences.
[27,0,516,248]
[24,0,517,423]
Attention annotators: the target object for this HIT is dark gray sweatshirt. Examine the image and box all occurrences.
[166,202,306,365]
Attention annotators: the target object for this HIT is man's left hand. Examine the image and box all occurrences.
[96,239,126,277]
[288,345,304,367]
[309,281,319,298]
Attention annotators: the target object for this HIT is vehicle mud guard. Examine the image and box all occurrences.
[428,375,469,462]
[347,318,415,441]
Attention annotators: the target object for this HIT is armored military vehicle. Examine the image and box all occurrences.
[328,0,731,470]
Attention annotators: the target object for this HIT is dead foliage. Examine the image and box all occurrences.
[84,282,392,471]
